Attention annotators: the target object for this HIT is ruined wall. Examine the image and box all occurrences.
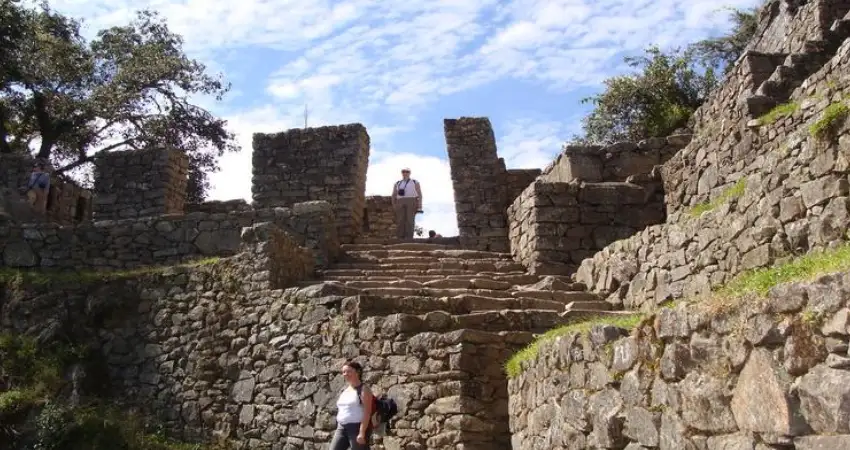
[748,0,850,55]
[509,180,665,275]
[0,225,532,450]
[505,169,541,206]
[0,201,338,270]
[541,137,687,184]
[186,199,252,215]
[0,153,93,224]
[445,117,511,252]
[362,196,395,240]
[579,38,850,310]
[509,273,850,450]
[92,147,189,221]
[252,124,370,244]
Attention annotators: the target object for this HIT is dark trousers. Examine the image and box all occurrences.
[329,422,370,450]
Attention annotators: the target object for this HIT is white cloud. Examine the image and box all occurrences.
[37,0,764,238]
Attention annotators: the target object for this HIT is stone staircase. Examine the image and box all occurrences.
[316,242,627,331]
[299,241,630,449]
[747,12,850,117]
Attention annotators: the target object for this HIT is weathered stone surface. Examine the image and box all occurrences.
[730,348,808,435]
[92,147,188,221]
[797,365,850,433]
[252,123,370,244]
[0,202,338,270]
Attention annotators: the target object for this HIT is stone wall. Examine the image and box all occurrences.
[92,147,189,221]
[362,196,395,240]
[508,272,850,450]
[505,169,542,206]
[0,224,532,450]
[690,51,787,134]
[0,153,93,225]
[508,180,665,275]
[186,199,252,215]
[748,0,850,55]
[252,124,370,244]
[0,201,338,270]
[578,38,850,310]
[541,137,688,184]
[445,117,511,252]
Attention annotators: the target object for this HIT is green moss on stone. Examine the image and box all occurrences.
[504,314,644,379]
[687,178,747,218]
[810,102,849,139]
[757,101,799,126]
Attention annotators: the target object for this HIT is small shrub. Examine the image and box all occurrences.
[505,314,644,379]
[757,101,799,125]
[809,102,850,139]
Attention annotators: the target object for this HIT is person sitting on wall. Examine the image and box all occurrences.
[23,161,50,215]
[391,168,423,240]
[427,230,442,242]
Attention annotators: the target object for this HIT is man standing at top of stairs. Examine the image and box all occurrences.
[391,167,423,240]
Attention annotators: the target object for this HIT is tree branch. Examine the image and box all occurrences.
[54,137,137,174]
[0,106,11,154]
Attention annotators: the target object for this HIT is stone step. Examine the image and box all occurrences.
[338,256,515,267]
[320,268,482,277]
[329,260,527,272]
[347,294,569,316]
[351,237,462,247]
[354,286,516,299]
[341,243,456,252]
[372,309,630,334]
[341,249,512,261]
[318,271,542,284]
[342,278,515,291]
[510,289,603,303]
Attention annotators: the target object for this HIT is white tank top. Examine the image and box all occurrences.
[336,387,364,424]
[396,179,419,198]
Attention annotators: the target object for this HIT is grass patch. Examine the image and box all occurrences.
[687,178,747,218]
[809,102,850,139]
[757,101,799,126]
[0,257,221,286]
[504,314,644,379]
[699,243,850,316]
[720,243,850,297]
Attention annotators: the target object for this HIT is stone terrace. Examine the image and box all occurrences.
[301,240,634,449]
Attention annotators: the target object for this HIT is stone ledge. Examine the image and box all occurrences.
[509,270,850,448]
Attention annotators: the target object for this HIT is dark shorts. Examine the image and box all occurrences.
[329,422,370,450]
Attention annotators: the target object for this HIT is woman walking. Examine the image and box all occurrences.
[330,361,374,450]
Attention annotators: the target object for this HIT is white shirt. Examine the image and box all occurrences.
[336,387,364,424]
[396,179,419,198]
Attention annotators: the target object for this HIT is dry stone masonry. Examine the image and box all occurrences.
[445,117,512,252]
[252,124,370,244]
[0,153,92,225]
[508,272,850,450]
[5,1,850,449]
[509,180,666,276]
[0,201,338,270]
[580,18,850,311]
[92,147,189,220]
[362,196,396,240]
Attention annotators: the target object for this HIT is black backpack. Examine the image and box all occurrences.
[356,384,399,432]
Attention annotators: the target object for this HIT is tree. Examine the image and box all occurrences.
[690,6,760,72]
[0,2,237,202]
[572,47,718,144]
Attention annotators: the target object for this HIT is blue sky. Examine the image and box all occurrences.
[48,0,761,235]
